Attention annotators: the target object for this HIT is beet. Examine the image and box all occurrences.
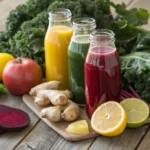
[0,105,30,131]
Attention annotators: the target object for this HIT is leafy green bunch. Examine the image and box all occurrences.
[0,0,112,72]
[121,52,150,102]
[110,2,150,55]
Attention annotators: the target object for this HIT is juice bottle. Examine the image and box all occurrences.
[44,9,73,89]
[68,18,96,105]
[85,29,121,118]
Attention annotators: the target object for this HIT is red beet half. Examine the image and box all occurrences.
[0,105,30,131]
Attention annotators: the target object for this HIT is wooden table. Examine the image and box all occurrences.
[0,0,150,150]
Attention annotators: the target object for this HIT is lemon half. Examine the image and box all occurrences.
[91,101,127,136]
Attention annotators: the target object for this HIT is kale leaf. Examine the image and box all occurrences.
[132,32,150,51]
[6,0,54,37]
[110,2,149,55]
[2,0,112,73]
[121,52,150,102]
[10,28,46,71]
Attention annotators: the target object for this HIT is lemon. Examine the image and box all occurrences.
[120,98,149,128]
[91,101,127,136]
[0,53,14,80]
[66,120,89,135]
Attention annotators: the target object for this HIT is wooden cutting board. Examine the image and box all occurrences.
[22,94,99,141]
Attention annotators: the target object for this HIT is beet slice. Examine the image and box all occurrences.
[0,105,30,131]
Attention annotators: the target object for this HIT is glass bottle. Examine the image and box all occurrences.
[68,17,96,105]
[85,29,121,118]
[44,9,73,90]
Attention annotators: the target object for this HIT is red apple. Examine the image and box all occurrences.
[2,58,43,95]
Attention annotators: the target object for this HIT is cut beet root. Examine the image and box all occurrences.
[0,105,30,131]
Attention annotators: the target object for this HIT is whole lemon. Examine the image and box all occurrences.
[0,53,14,80]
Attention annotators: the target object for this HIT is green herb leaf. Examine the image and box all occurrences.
[0,84,7,94]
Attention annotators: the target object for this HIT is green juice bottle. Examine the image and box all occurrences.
[68,17,96,105]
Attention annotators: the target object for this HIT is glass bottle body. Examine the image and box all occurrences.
[85,29,121,118]
[45,9,73,89]
[68,17,96,105]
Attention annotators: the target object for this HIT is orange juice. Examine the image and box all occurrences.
[44,25,73,89]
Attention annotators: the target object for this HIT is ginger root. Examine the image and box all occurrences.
[41,106,61,122]
[60,101,80,121]
[35,90,71,106]
[31,81,80,122]
[34,97,50,106]
[40,100,80,122]
[29,81,61,96]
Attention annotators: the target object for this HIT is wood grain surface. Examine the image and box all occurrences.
[89,125,149,150]
[0,0,150,150]
[16,122,95,150]
[0,93,40,150]
[22,94,98,141]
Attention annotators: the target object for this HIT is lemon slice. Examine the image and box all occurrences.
[120,98,149,128]
[66,120,89,135]
[91,101,127,136]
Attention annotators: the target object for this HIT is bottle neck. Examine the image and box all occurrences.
[89,29,115,49]
[73,17,96,35]
[48,18,72,29]
[48,8,72,28]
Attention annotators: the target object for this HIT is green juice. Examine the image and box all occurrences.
[68,34,90,105]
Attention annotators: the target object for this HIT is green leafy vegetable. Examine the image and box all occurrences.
[6,0,55,37]
[132,32,150,51]
[10,28,46,71]
[0,0,150,101]
[1,0,113,72]
[0,84,6,94]
[110,2,149,55]
[121,52,150,102]
[110,2,149,26]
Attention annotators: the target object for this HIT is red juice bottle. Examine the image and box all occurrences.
[84,29,121,118]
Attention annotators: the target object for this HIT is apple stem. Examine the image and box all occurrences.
[17,58,22,63]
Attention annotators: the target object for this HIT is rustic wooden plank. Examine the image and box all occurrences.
[0,0,26,31]
[0,93,40,150]
[137,128,150,150]
[89,125,149,150]
[15,121,95,150]
[23,94,98,141]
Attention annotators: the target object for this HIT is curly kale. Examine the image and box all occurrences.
[21,11,48,30]
[4,0,112,73]
[121,52,150,102]
[0,32,11,53]
[1,0,150,86]
[0,32,10,42]
[48,0,112,28]
[6,4,29,37]
[6,0,54,37]
[78,0,112,28]
[10,28,46,71]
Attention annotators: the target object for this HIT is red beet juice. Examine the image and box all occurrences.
[85,46,121,118]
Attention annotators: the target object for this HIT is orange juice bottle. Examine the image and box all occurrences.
[44,9,73,89]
